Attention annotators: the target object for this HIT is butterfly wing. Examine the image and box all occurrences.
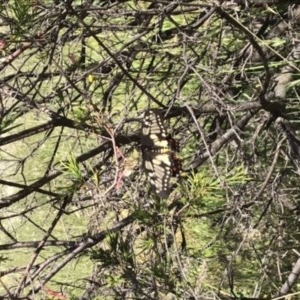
[142,149,173,198]
[141,109,177,198]
[141,109,169,149]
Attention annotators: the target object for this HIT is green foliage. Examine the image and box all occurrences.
[60,154,83,183]
[0,113,22,135]
[90,231,134,268]
[182,164,249,208]
[71,106,91,123]
[10,0,33,36]
[2,1,300,298]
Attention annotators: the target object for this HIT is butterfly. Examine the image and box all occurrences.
[141,109,181,198]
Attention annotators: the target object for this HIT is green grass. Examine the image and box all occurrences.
[0,110,95,297]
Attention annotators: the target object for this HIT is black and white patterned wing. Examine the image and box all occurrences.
[142,149,173,198]
[141,109,173,198]
[141,109,169,149]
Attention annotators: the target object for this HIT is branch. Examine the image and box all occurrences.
[190,109,259,170]
[279,257,300,296]
[0,133,140,206]
[26,214,136,297]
